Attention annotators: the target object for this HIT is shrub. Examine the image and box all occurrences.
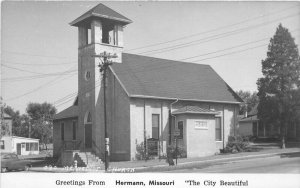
[167,144,187,158]
[223,136,252,153]
[135,142,155,160]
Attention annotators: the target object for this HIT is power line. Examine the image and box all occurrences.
[2,71,77,82]
[2,50,76,60]
[5,65,77,101]
[137,12,300,55]
[53,80,102,108]
[2,64,45,75]
[125,5,299,52]
[1,60,76,66]
[191,43,268,63]
[180,29,300,61]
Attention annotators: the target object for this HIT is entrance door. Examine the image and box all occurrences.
[85,124,92,149]
[17,143,21,155]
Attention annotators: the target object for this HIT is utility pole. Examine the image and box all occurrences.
[92,51,117,172]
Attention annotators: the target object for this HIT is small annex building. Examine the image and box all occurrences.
[53,3,243,162]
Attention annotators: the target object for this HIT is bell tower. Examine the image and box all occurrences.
[70,3,131,153]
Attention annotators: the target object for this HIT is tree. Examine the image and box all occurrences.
[3,105,29,137]
[257,24,300,148]
[26,102,56,149]
[1,99,10,138]
[236,90,259,115]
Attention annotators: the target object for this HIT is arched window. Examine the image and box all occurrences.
[84,111,92,124]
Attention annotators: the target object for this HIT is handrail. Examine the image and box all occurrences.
[92,140,101,156]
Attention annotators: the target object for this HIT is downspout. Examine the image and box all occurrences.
[169,98,179,145]
[234,105,236,136]
[222,105,225,150]
[144,99,146,156]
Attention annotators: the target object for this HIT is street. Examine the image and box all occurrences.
[166,155,300,173]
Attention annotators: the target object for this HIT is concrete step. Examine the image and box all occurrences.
[75,152,103,168]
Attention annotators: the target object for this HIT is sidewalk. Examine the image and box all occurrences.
[28,147,300,173]
[110,147,300,172]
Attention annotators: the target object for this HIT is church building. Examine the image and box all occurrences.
[53,3,243,163]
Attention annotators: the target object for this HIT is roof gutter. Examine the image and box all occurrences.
[130,95,241,104]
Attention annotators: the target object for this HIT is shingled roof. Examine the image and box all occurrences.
[111,53,243,104]
[70,3,132,27]
[172,106,219,115]
[53,105,78,120]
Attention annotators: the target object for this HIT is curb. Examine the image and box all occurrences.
[28,167,105,173]
[132,150,300,172]
[28,150,300,173]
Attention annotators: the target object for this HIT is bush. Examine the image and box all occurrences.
[167,145,187,158]
[223,136,252,153]
[135,142,154,160]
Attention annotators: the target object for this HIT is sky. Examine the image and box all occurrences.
[1,1,300,114]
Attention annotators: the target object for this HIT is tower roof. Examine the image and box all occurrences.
[70,3,132,27]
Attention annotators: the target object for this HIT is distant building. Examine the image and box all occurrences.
[238,104,300,140]
[1,136,39,155]
[1,113,40,155]
[53,3,243,162]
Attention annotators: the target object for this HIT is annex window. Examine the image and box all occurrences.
[215,117,222,141]
[87,29,92,44]
[72,121,77,140]
[152,114,159,139]
[0,140,4,149]
[195,120,208,130]
[177,121,183,139]
[61,122,65,141]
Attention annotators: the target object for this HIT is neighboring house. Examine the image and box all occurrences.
[1,136,39,155]
[53,3,243,162]
[1,113,40,155]
[238,104,300,140]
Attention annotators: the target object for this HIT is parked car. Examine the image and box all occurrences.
[1,153,31,172]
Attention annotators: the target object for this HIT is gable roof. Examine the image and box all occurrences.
[53,105,78,120]
[111,53,243,104]
[70,3,132,27]
[172,106,219,115]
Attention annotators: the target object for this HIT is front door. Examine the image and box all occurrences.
[17,144,21,155]
[85,124,92,149]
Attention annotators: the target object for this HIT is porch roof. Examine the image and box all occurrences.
[239,115,259,122]
[53,105,78,120]
[172,106,219,115]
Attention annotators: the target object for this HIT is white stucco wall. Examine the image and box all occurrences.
[129,99,239,160]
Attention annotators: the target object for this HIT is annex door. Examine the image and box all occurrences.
[17,143,21,155]
[85,124,92,149]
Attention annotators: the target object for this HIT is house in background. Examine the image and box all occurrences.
[238,104,300,140]
[1,113,40,155]
[1,136,39,155]
[53,3,243,163]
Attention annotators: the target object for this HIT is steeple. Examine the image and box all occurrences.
[70,3,132,151]
[70,3,132,62]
